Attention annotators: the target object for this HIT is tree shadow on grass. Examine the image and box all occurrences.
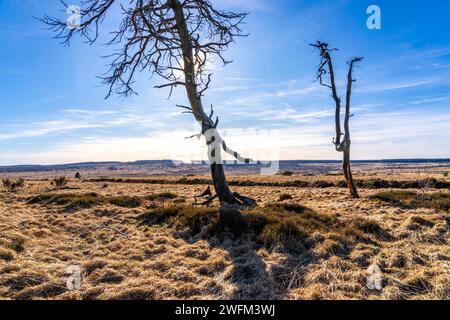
[215,240,317,300]
[137,203,378,299]
[194,208,318,300]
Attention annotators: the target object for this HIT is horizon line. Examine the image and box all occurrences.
[1,158,450,168]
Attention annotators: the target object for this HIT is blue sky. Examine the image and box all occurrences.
[0,0,450,165]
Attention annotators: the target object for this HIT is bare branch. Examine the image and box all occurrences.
[310,41,342,149]
[41,0,247,98]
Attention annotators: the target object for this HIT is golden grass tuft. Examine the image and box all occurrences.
[14,281,67,300]
[89,268,125,285]
[371,190,450,211]
[103,287,156,300]
[1,272,48,292]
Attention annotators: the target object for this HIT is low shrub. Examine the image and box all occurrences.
[51,176,68,189]
[2,178,25,192]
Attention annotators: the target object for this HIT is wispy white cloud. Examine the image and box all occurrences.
[0,108,165,141]
[232,106,333,123]
[63,109,119,116]
[0,120,102,141]
[221,83,320,108]
[404,96,449,106]
[356,78,439,93]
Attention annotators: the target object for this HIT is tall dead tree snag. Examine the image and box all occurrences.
[310,41,363,199]
[41,0,256,207]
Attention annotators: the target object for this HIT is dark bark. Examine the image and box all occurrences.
[343,147,359,198]
[211,164,237,204]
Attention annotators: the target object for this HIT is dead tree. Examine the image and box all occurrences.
[41,0,256,207]
[310,41,363,198]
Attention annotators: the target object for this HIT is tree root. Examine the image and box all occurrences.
[193,186,216,207]
[232,192,257,207]
[193,186,257,209]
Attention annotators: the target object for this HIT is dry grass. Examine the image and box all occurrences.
[371,190,450,212]
[27,193,144,210]
[0,173,448,300]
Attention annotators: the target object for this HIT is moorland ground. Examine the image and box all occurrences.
[0,171,449,300]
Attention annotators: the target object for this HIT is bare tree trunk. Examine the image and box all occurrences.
[311,42,362,199]
[211,164,236,204]
[343,145,359,198]
[170,0,253,206]
[343,57,361,199]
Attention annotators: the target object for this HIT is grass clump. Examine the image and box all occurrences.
[9,237,25,253]
[371,190,450,211]
[349,218,392,241]
[265,202,312,214]
[2,272,47,291]
[310,180,334,188]
[109,196,142,208]
[138,206,217,231]
[278,193,293,201]
[265,203,337,228]
[2,178,25,192]
[146,192,178,201]
[0,248,15,261]
[14,282,67,300]
[260,221,309,252]
[27,192,146,209]
[27,192,103,209]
